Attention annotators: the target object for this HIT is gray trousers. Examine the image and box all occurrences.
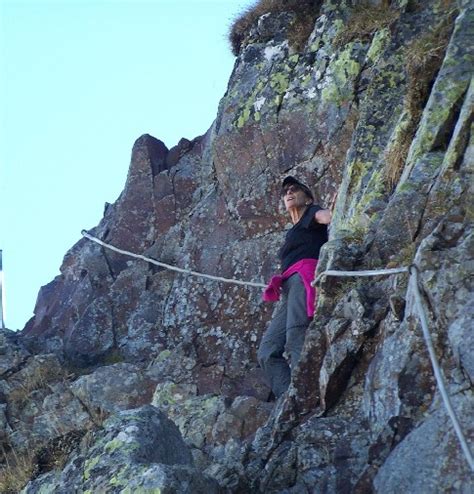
[258,274,312,398]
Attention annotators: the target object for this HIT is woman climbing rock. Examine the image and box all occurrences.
[258,176,333,398]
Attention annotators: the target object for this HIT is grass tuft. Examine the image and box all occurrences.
[8,363,66,408]
[229,0,322,56]
[384,123,414,190]
[383,7,457,189]
[403,13,455,116]
[334,1,399,48]
[0,448,38,494]
[36,430,85,474]
[0,431,91,492]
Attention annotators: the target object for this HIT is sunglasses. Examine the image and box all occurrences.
[281,184,303,196]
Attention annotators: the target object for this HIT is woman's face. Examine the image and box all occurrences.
[282,185,311,211]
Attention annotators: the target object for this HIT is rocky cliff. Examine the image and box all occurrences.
[1,0,473,492]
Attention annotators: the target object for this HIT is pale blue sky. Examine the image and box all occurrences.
[0,0,254,330]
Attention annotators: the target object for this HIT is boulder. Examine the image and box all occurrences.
[22,405,221,493]
[374,392,474,493]
[70,362,157,422]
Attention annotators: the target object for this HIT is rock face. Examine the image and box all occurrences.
[22,405,221,493]
[1,0,472,492]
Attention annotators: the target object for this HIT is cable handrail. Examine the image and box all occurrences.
[81,230,266,289]
[81,229,473,471]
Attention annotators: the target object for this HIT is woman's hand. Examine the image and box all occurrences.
[315,208,332,224]
[315,191,337,224]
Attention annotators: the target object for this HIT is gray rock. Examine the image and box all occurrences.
[3,354,93,454]
[8,381,92,453]
[0,328,30,377]
[374,392,474,493]
[22,405,221,493]
[70,362,157,422]
[153,390,226,449]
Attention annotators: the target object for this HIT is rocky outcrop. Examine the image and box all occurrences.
[22,405,221,493]
[0,329,269,492]
[1,0,472,492]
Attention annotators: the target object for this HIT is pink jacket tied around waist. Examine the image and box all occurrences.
[262,258,318,318]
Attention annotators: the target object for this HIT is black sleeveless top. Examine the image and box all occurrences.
[279,204,328,272]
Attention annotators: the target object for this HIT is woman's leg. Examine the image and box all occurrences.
[257,298,291,397]
[285,274,312,370]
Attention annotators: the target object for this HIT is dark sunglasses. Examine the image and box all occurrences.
[281,184,303,196]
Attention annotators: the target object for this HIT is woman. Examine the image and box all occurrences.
[258,176,332,398]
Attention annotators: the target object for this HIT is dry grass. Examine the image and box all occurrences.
[0,448,38,494]
[384,8,457,188]
[0,430,86,492]
[229,0,322,56]
[404,13,455,115]
[334,1,399,48]
[36,430,85,473]
[89,405,111,427]
[8,364,66,408]
[384,122,414,189]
